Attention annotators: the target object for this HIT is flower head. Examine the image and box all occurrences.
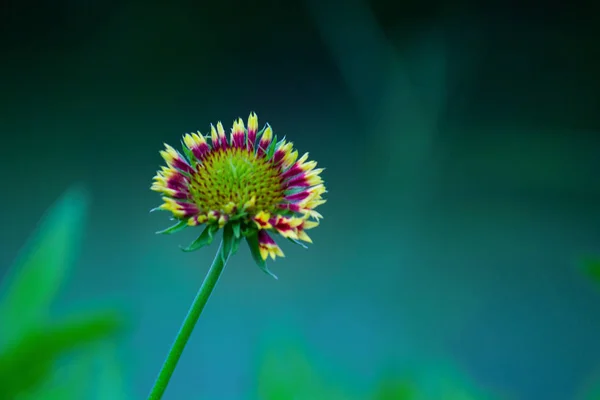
[151,113,326,277]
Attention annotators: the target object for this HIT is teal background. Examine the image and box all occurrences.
[1,1,600,399]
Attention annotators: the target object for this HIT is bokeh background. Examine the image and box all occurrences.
[1,0,600,399]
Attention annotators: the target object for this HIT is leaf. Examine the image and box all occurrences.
[0,311,124,399]
[180,224,217,252]
[0,186,89,345]
[156,219,188,235]
[246,232,278,279]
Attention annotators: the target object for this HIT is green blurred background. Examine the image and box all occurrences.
[1,0,600,399]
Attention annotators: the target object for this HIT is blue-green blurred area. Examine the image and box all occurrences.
[1,0,600,398]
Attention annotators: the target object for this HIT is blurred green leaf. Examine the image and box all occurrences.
[0,186,129,399]
[581,256,600,287]
[575,368,600,400]
[576,257,600,399]
[255,334,506,400]
[0,311,123,399]
[256,338,357,400]
[24,352,94,400]
[257,344,317,400]
[0,186,89,344]
[400,360,503,400]
[92,344,130,400]
[373,376,417,400]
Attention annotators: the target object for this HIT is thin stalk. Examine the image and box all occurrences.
[147,241,229,400]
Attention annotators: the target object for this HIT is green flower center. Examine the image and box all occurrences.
[189,147,284,214]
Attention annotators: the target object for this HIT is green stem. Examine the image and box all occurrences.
[147,241,229,400]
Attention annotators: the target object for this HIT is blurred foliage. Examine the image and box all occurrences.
[372,376,417,400]
[0,186,510,399]
[3,185,598,399]
[576,369,600,400]
[255,336,501,400]
[0,187,127,399]
[257,339,356,400]
[581,256,600,289]
[575,255,600,400]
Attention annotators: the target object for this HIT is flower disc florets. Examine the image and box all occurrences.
[151,113,326,277]
[190,147,283,216]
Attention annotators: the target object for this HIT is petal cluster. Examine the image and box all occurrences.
[151,113,326,277]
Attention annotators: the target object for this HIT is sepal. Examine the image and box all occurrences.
[155,219,188,235]
[181,141,198,168]
[287,237,308,249]
[245,231,278,280]
[180,224,218,252]
[221,224,235,263]
[266,134,278,159]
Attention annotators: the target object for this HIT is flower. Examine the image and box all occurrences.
[151,112,326,277]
